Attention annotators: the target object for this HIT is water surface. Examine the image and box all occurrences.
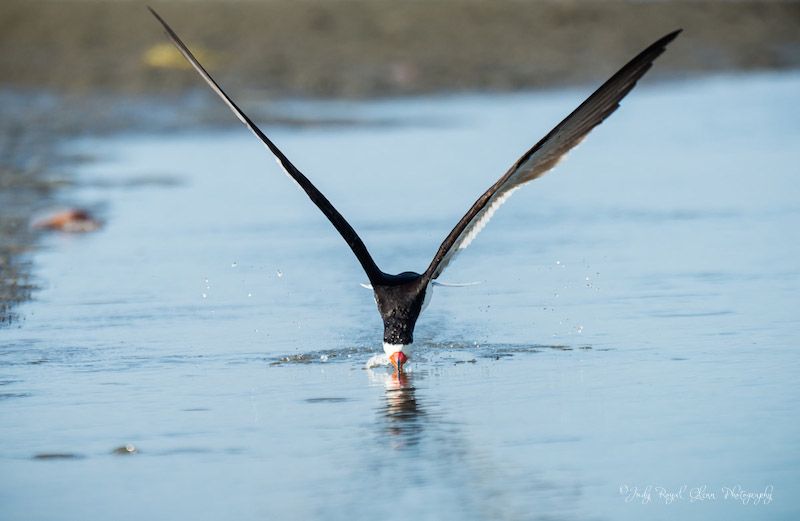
[1,73,799,520]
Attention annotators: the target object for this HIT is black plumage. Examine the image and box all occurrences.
[150,7,679,349]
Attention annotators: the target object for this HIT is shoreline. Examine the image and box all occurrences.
[3,1,799,97]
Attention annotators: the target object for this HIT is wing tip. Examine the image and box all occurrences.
[147,5,162,23]
[656,29,683,51]
[666,28,684,40]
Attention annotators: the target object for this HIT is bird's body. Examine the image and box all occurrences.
[149,8,680,370]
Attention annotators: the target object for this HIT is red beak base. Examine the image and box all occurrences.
[389,351,409,371]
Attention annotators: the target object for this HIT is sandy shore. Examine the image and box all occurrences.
[1,0,799,323]
[2,0,799,97]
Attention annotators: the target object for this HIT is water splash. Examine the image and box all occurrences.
[366,354,389,368]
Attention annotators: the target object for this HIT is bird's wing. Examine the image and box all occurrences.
[149,8,385,284]
[424,30,681,281]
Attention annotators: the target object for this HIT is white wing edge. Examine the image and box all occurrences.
[431,280,482,287]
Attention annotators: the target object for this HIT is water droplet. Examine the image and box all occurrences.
[576,325,584,334]
[320,354,329,362]
[231,261,238,268]
[201,293,207,299]
[112,444,138,455]
[247,293,252,298]
[555,260,561,265]
[276,270,283,278]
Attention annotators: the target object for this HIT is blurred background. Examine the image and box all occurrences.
[2,0,799,96]
[2,0,797,322]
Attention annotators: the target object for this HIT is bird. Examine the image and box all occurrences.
[149,7,680,371]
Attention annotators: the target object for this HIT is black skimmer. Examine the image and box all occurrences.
[150,8,680,371]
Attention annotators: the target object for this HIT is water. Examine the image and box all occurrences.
[2,73,799,520]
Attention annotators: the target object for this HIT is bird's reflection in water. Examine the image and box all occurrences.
[369,369,425,450]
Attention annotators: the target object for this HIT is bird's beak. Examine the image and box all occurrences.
[389,351,408,371]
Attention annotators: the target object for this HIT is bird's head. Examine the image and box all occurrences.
[384,342,411,371]
[382,322,413,373]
